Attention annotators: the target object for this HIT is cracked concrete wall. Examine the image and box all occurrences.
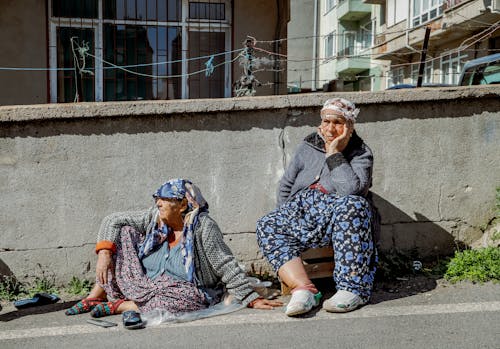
[1,86,499,284]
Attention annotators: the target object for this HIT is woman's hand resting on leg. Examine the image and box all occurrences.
[96,249,114,284]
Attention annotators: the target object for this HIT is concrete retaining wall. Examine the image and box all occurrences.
[1,86,499,284]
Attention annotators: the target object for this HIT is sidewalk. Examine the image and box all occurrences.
[1,276,499,343]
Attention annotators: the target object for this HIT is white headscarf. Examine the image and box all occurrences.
[320,98,360,122]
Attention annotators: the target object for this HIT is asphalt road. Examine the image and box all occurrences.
[1,281,499,349]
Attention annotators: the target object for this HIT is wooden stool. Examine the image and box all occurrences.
[280,246,335,295]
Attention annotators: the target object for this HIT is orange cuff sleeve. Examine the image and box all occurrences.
[95,240,117,254]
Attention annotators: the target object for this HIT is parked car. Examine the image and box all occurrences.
[458,53,500,86]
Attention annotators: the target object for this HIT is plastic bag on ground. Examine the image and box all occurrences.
[141,293,245,327]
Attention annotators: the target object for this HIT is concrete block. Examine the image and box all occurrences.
[0,245,95,285]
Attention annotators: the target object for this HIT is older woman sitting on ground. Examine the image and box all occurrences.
[256,98,378,316]
[66,178,281,328]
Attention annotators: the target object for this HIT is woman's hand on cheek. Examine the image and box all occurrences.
[326,120,353,155]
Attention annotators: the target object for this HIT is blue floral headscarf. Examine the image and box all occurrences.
[138,178,208,283]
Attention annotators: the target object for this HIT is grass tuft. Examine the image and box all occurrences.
[65,276,92,296]
[444,247,500,284]
[0,276,27,301]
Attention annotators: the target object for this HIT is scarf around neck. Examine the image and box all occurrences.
[138,178,208,283]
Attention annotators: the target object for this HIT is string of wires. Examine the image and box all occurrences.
[1,20,497,74]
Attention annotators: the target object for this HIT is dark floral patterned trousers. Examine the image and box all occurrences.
[256,189,377,302]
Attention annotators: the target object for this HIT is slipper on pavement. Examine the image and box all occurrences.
[122,310,144,330]
[13,293,60,309]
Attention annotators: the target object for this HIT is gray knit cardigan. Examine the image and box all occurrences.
[278,131,380,241]
[97,209,259,305]
[278,131,374,206]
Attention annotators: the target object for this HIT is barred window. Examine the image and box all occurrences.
[49,0,230,103]
[189,2,225,20]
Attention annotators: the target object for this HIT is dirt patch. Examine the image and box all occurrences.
[370,275,443,303]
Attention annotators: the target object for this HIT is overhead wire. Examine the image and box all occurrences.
[0,18,498,91]
[1,20,498,74]
[85,49,244,79]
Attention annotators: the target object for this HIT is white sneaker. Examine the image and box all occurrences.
[323,290,365,313]
[285,290,321,316]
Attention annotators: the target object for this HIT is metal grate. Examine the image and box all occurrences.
[49,0,230,103]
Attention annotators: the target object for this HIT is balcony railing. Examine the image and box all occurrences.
[362,0,385,4]
[337,43,371,58]
[338,46,355,57]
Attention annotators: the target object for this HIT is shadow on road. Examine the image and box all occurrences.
[370,275,439,304]
[0,301,77,322]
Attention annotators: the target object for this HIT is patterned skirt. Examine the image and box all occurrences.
[98,226,208,313]
[256,189,377,301]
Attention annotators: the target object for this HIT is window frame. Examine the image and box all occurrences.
[440,51,467,85]
[338,30,357,57]
[325,0,336,14]
[412,0,444,27]
[411,61,434,84]
[48,0,232,102]
[387,66,405,87]
[188,1,226,21]
[359,19,374,50]
[324,31,335,60]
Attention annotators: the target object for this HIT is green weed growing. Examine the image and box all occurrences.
[444,247,500,283]
[0,275,27,301]
[65,276,92,296]
[28,275,58,297]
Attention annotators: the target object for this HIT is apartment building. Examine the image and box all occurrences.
[0,0,289,106]
[288,0,499,92]
[369,0,500,88]
[288,0,384,92]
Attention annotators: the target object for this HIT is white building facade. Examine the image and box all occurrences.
[288,0,500,91]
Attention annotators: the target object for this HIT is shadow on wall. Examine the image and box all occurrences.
[372,193,461,260]
[0,259,13,277]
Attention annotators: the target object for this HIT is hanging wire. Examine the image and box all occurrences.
[1,20,498,73]
[0,67,73,71]
[1,17,498,97]
[84,47,244,79]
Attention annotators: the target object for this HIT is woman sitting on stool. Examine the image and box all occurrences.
[256,98,378,316]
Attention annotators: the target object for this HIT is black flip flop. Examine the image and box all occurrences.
[13,293,60,309]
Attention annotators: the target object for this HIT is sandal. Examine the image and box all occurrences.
[122,310,144,329]
[322,290,365,313]
[285,290,322,316]
[90,299,126,318]
[14,293,60,310]
[65,297,106,315]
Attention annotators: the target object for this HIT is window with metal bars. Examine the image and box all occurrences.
[49,0,230,103]
[189,2,225,20]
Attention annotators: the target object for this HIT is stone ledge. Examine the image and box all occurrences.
[1,85,498,123]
